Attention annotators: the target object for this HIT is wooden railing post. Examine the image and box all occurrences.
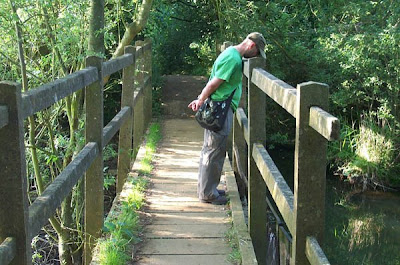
[292,82,329,265]
[84,56,104,264]
[144,39,152,126]
[116,46,136,193]
[0,82,30,265]
[247,57,267,265]
[132,41,145,158]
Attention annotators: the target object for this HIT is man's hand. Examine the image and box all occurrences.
[188,77,224,112]
[188,98,204,112]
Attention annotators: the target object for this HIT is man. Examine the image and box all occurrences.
[188,32,266,205]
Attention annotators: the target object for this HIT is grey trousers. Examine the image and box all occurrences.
[198,108,233,200]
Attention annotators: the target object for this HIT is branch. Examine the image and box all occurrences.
[112,0,153,59]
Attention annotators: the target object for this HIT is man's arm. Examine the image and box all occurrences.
[188,77,225,111]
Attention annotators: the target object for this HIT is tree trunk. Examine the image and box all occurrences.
[88,0,105,54]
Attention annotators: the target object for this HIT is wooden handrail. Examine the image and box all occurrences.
[252,143,295,233]
[251,68,297,117]
[102,54,133,78]
[309,106,340,141]
[28,142,99,240]
[21,67,98,119]
[306,237,331,265]
[0,237,16,265]
[233,57,338,264]
[0,40,153,265]
[103,106,131,147]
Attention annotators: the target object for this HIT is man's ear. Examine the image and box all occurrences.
[248,40,256,50]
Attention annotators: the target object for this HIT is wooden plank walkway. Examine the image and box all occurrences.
[134,118,233,265]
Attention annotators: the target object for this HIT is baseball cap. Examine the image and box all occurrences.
[247,32,266,59]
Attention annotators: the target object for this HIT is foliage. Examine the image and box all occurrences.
[138,122,161,175]
[144,0,400,187]
[225,224,242,264]
[97,122,160,264]
[1,0,155,263]
[329,111,400,187]
[98,176,147,264]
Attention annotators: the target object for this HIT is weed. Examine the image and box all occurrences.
[96,122,161,264]
[225,223,242,264]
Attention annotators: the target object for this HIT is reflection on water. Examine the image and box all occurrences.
[267,147,400,265]
[326,177,400,265]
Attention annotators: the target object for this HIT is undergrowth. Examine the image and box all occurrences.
[96,122,161,265]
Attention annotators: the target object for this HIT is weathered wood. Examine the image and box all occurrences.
[224,157,257,265]
[84,56,104,265]
[102,54,133,78]
[243,59,250,78]
[251,69,339,141]
[252,68,297,118]
[136,40,146,134]
[309,106,340,141]
[292,82,329,265]
[132,43,145,159]
[144,39,152,127]
[29,142,99,240]
[235,108,249,144]
[0,105,8,130]
[232,108,248,190]
[247,57,267,265]
[117,46,136,193]
[21,67,98,118]
[0,237,16,265]
[0,82,31,265]
[102,106,131,148]
[306,237,331,265]
[252,144,295,234]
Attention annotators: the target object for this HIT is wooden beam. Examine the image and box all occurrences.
[306,237,331,265]
[102,54,133,78]
[235,108,249,144]
[251,68,297,118]
[117,46,136,193]
[247,57,267,265]
[309,106,340,141]
[84,56,104,264]
[21,67,98,118]
[102,106,131,148]
[292,82,328,264]
[28,142,98,240]
[252,143,295,234]
[0,237,16,265]
[0,82,30,265]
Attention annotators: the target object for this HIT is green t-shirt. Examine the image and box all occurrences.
[209,46,242,111]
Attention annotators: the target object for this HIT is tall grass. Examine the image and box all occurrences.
[329,112,400,188]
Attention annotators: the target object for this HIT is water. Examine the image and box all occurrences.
[266,147,400,265]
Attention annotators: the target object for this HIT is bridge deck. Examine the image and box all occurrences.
[135,118,232,264]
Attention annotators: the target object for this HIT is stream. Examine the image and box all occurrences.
[266,147,400,265]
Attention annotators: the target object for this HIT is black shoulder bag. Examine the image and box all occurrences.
[195,89,236,132]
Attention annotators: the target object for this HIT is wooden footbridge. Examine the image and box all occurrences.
[0,40,340,265]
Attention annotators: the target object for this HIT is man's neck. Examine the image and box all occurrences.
[234,43,246,57]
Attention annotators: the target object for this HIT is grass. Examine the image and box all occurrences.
[96,122,161,265]
[225,224,242,264]
[225,207,242,264]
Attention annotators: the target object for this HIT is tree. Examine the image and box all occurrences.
[2,0,154,264]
